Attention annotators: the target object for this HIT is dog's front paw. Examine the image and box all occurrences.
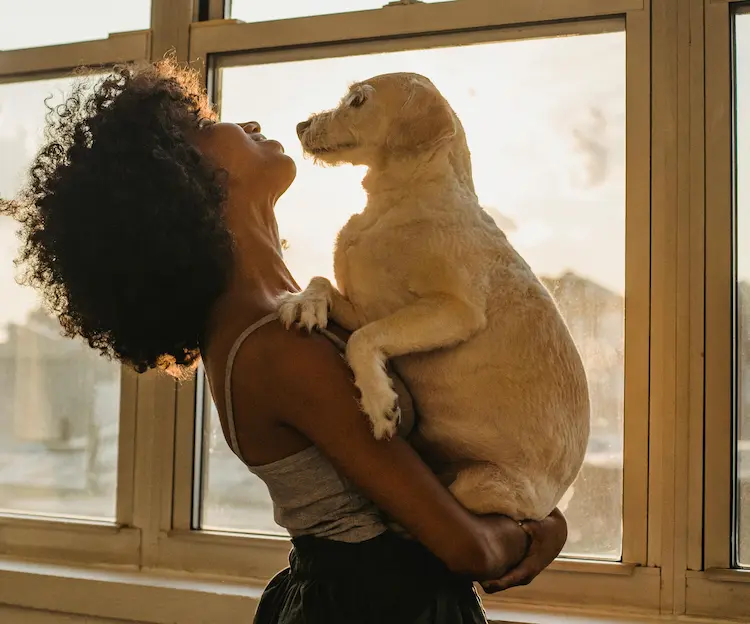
[359,379,401,440]
[346,332,400,439]
[277,290,330,331]
[369,405,401,440]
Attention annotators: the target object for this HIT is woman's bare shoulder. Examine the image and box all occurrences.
[228,319,358,432]
[242,319,416,436]
[234,319,351,388]
[200,314,352,466]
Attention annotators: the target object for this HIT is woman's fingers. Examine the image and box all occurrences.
[481,509,569,593]
[485,552,540,592]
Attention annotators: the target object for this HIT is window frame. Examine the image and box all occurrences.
[0,30,151,80]
[2,0,750,621]
[0,0,189,571]
[155,0,659,614]
[688,0,750,619]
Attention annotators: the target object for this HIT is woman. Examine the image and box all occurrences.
[2,59,568,623]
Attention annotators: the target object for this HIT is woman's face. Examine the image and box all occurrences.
[193,120,297,208]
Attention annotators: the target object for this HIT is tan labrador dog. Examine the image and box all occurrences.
[278,73,590,523]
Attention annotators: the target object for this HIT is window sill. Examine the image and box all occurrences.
[684,569,750,620]
[0,557,262,624]
[0,516,140,566]
[0,557,713,624]
[701,567,750,583]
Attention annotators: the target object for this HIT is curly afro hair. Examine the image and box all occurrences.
[1,59,234,377]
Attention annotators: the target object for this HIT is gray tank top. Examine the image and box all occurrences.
[223,312,411,543]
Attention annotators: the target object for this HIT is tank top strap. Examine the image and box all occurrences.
[224,312,280,460]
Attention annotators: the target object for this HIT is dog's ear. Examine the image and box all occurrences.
[389,81,456,153]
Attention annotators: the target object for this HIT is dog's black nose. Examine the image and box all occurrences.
[296,119,312,138]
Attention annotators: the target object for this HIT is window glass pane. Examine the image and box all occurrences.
[735,11,750,569]
[202,31,626,559]
[0,77,120,520]
[0,0,151,50]
[202,402,282,533]
[231,0,452,23]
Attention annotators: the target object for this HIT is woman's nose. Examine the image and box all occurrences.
[241,121,261,134]
[297,119,311,138]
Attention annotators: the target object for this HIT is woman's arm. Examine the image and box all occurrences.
[234,323,555,580]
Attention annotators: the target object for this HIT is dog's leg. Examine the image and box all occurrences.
[346,294,486,439]
[277,276,362,332]
[327,284,364,332]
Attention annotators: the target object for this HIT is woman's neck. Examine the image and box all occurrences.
[208,197,299,339]
[230,238,298,302]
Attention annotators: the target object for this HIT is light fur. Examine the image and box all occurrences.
[279,73,590,522]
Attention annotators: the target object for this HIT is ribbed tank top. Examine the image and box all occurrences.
[223,312,412,543]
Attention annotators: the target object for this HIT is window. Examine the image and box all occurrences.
[699,1,750,619]
[735,8,750,569]
[0,0,152,50]
[0,0,148,575]
[0,77,121,520]
[197,31,627,560]
[200,400,280,533]
[5,1,750,623]
[230,0,453,24]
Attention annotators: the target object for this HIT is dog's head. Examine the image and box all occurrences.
[296,72,457,167]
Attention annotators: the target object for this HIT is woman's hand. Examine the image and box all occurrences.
[481,508,568,594]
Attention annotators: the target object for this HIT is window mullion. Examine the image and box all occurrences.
[115,367,139,528]
[704,0,734,572]
[130,370,180,569]
[150,0,195,61]
[172,377,200,532]
[686,0,708,575]
[208,0,229,20]
[622,4,652,568]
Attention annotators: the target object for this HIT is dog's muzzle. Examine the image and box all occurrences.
[296,119,312,139]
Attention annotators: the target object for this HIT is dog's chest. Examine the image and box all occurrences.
[333,216,411,321]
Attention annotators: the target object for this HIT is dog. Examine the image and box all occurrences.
[278,72,590,523]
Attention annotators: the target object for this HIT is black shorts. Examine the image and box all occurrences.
[253,531,488,624]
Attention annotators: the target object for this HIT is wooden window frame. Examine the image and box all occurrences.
[686,0,750,620]
[158,0,659,616]
[0,0,190,572]
[3,0,750,621]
